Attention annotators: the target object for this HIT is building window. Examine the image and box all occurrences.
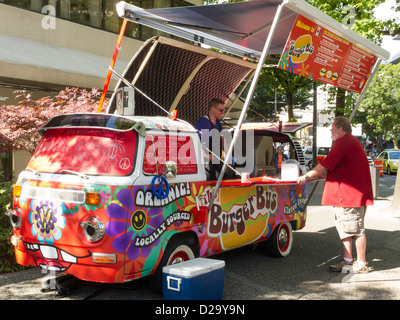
[0,0,195,41]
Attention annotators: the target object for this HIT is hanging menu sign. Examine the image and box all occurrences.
[278,15,378,93]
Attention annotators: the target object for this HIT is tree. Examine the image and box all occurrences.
[307,0,400,44]
[360,63,400,149]
[261,67,314,121]
[359,62,400,211]
[0,87,108,155]
[234,67,314,122]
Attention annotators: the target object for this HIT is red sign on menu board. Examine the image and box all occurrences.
[278,15,378,93]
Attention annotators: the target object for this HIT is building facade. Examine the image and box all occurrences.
[0,0,201,180]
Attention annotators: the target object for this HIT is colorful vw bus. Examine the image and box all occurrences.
[7,112,307,290]
[6,29,308,292]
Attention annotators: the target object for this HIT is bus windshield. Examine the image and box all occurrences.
[28,128,137,176]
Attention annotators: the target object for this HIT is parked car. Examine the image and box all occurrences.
[376,149,400,175]
[304,146,331,169]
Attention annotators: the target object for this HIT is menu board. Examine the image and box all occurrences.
[278,15,378,93]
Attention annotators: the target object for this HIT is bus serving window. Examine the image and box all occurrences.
[28,128,137,176]
[143,134,197,175]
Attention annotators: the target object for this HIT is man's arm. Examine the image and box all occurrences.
[297,163,327,184]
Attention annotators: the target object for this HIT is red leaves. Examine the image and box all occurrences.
[0,87,109,154]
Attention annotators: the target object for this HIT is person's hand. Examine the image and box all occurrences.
[297,174,309,184]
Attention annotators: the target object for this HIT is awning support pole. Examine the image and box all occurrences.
[223,70,255,120]
[349,58,382,122]
[209,3,285,211]
[97,18,128,113]
[312,81,317,167]
[109,68,171,116]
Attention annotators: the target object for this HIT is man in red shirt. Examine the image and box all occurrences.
[298,117,373,274]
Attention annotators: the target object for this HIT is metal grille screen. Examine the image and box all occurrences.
[177,59,252,124]
[110,37,254,125]
[134,43,206,118]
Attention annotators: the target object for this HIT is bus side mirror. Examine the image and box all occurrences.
[163,161,177,180]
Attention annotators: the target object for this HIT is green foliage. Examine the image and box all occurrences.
[319,85,359,122]
[0,173,13,228]
[0,173,26,273]
[261,67,315,120]
[360,63,400,149]
[307,0,400,44]
[237,60,315,121]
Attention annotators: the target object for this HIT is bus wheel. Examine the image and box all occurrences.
[150,238,196,295]
[265,222,293,258]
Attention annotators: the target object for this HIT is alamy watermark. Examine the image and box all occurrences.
[41,5,56,30]
[145,128,255,174]
[342,5,356,28]
[41,267,57,291]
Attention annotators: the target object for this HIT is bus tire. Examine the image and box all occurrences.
[265,222,293,258]
[150,237,196,295]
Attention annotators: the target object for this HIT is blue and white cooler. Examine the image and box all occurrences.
[162,258,225,300]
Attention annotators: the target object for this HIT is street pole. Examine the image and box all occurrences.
[312,81,317,167]
[209,3,284,212]
[275,88,277,120]
[390,165,400,210]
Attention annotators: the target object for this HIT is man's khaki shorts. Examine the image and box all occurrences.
[334,207,366,240]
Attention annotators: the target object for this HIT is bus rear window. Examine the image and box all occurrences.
[28,128,137,176]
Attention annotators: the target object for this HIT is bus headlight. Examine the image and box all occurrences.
[5,208,22,229]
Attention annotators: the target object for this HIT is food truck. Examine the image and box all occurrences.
[5,0,389,291]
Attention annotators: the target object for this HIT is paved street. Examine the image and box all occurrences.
[0,175,399,301]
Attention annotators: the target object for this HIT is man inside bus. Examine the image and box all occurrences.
[194,98,225,180]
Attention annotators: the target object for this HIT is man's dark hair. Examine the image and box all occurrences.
[208,98,225,110]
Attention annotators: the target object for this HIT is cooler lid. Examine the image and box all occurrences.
[162,258,225,278]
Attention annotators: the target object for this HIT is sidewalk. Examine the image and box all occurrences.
[298,179,400,300]
[369,194,399,218]
[322,195,400,300]
[0,179,399,300]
